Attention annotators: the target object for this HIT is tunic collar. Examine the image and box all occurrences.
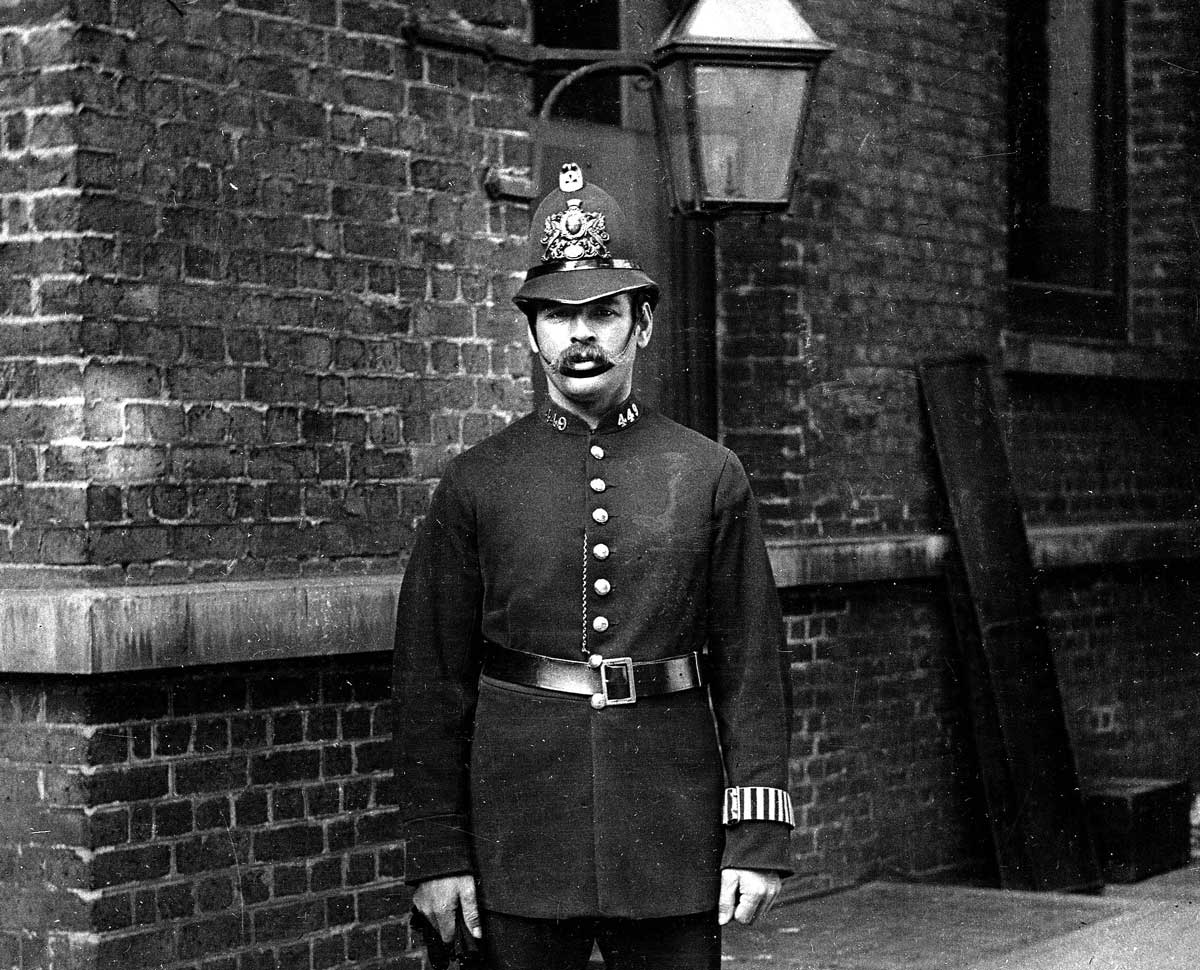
[541,394,643,436]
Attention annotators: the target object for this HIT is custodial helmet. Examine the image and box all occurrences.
[513,162,660,310]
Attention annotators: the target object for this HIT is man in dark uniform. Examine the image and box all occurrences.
[394,163,794,970]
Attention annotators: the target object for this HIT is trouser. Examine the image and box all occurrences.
[481,909,721,970]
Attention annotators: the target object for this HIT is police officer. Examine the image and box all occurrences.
[394,163,794,970]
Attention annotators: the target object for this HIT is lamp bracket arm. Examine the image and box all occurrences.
[401,18,656,73]
[537,59,659,122]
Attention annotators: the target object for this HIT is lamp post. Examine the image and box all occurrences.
[537,0,834,217]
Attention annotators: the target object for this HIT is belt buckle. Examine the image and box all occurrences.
[601,657,637,705]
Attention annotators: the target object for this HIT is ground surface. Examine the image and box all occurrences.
[722,863,1200,969]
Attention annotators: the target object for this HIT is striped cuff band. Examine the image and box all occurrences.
[722,786,795,827]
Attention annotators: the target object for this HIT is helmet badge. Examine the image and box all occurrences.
[541,201,611,261]
[559,162,584,192]
[540,162,612,262]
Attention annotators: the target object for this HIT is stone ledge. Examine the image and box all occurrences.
[0,576,399,675]
[0,522,1194,674]
[1000,332,1200,381]
[766,519,1200,587]
[767,534,952,587]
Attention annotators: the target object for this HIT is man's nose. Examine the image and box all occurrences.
[567,313,595,341]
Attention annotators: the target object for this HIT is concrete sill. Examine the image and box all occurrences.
[0,576,399,675]
[1000,332,1200,381]
[765,519,1200,588]
[0,522,1194,675]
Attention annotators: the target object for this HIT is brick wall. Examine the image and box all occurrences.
[1006,377,1200,526]
[1127,0,1200,346]
[2,0,534,583]
[0,654,404,970]
[1045,562,1200,787]
[0,3,90,575]
[718,0,1008,538]
[719,0,1200,537]
[782,585,991,890]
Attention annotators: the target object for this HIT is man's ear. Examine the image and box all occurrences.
[636,302,654,348]
[525,318,540,354]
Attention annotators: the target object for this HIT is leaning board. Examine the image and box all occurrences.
[919,355,1102,893]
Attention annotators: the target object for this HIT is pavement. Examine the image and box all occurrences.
[722,862,1200,969]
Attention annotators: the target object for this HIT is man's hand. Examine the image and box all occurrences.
[413,874,483,943]
[718,868,782,926]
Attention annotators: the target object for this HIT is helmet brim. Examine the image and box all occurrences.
[513,267,660,309]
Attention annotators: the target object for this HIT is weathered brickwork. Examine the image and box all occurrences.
[1006,377,1200,525]
[719,0,1007,539]
[1044,562,1200,787]
[0,654,405,970]
[1127,0,1200,346]
[2,0,534,583]
[0,7,91,576]
[783,586,991,890]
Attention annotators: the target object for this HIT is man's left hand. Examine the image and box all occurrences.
[718,868,782,926]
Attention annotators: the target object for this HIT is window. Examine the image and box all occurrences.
[1008,0,1127,338]
[533,0,622,125]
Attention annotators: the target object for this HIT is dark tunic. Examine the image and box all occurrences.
[394,396,792,919]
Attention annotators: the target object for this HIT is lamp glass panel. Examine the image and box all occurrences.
[692,64,809,202]
[675,0,821,44]
[656,58,700,209]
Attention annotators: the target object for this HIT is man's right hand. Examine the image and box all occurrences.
[412,875,482,943]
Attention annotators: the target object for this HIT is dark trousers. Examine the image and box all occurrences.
[481,909,720,970]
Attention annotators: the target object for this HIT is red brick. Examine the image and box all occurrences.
[93,927,173,970]
[175,831,246,875]
[10,526,89,564]
[91,845,171,890]
[175,758,247,797]
[252,823,323,864]
[178,912,246,960]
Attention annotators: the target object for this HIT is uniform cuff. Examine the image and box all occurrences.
[721,820,794,875]
[402,814,475,885]
[722,786,794,827]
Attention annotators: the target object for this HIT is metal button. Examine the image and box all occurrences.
[590,445,605,460]
[589,478,606,493]
[592,616,609,633]
[594,578,611,596]
[588,654,604,668]
[590,693,606,709]
[592,543,609,560]
[592,508,609,524]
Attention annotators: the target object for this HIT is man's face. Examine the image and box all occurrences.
[528,293,653,412]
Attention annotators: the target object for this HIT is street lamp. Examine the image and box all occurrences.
[537,0,834,217]
[653,0,835,214]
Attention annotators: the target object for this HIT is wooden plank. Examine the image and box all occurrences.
[919,354,1102,893]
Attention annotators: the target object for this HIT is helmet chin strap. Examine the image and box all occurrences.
[605,316,641,363]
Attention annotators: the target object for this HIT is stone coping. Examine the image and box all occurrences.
[0,575,399,675]
[0,521,1194,674]
[1000,332,1200,382]
[769,519,1200,587]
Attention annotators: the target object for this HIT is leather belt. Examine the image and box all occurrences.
[483,645,704,708]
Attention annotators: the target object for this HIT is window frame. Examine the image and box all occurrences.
[1007,0,1128,340]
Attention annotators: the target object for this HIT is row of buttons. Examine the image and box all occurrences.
[589,440,611,707]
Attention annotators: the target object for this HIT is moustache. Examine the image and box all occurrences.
[555,345,615,375]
